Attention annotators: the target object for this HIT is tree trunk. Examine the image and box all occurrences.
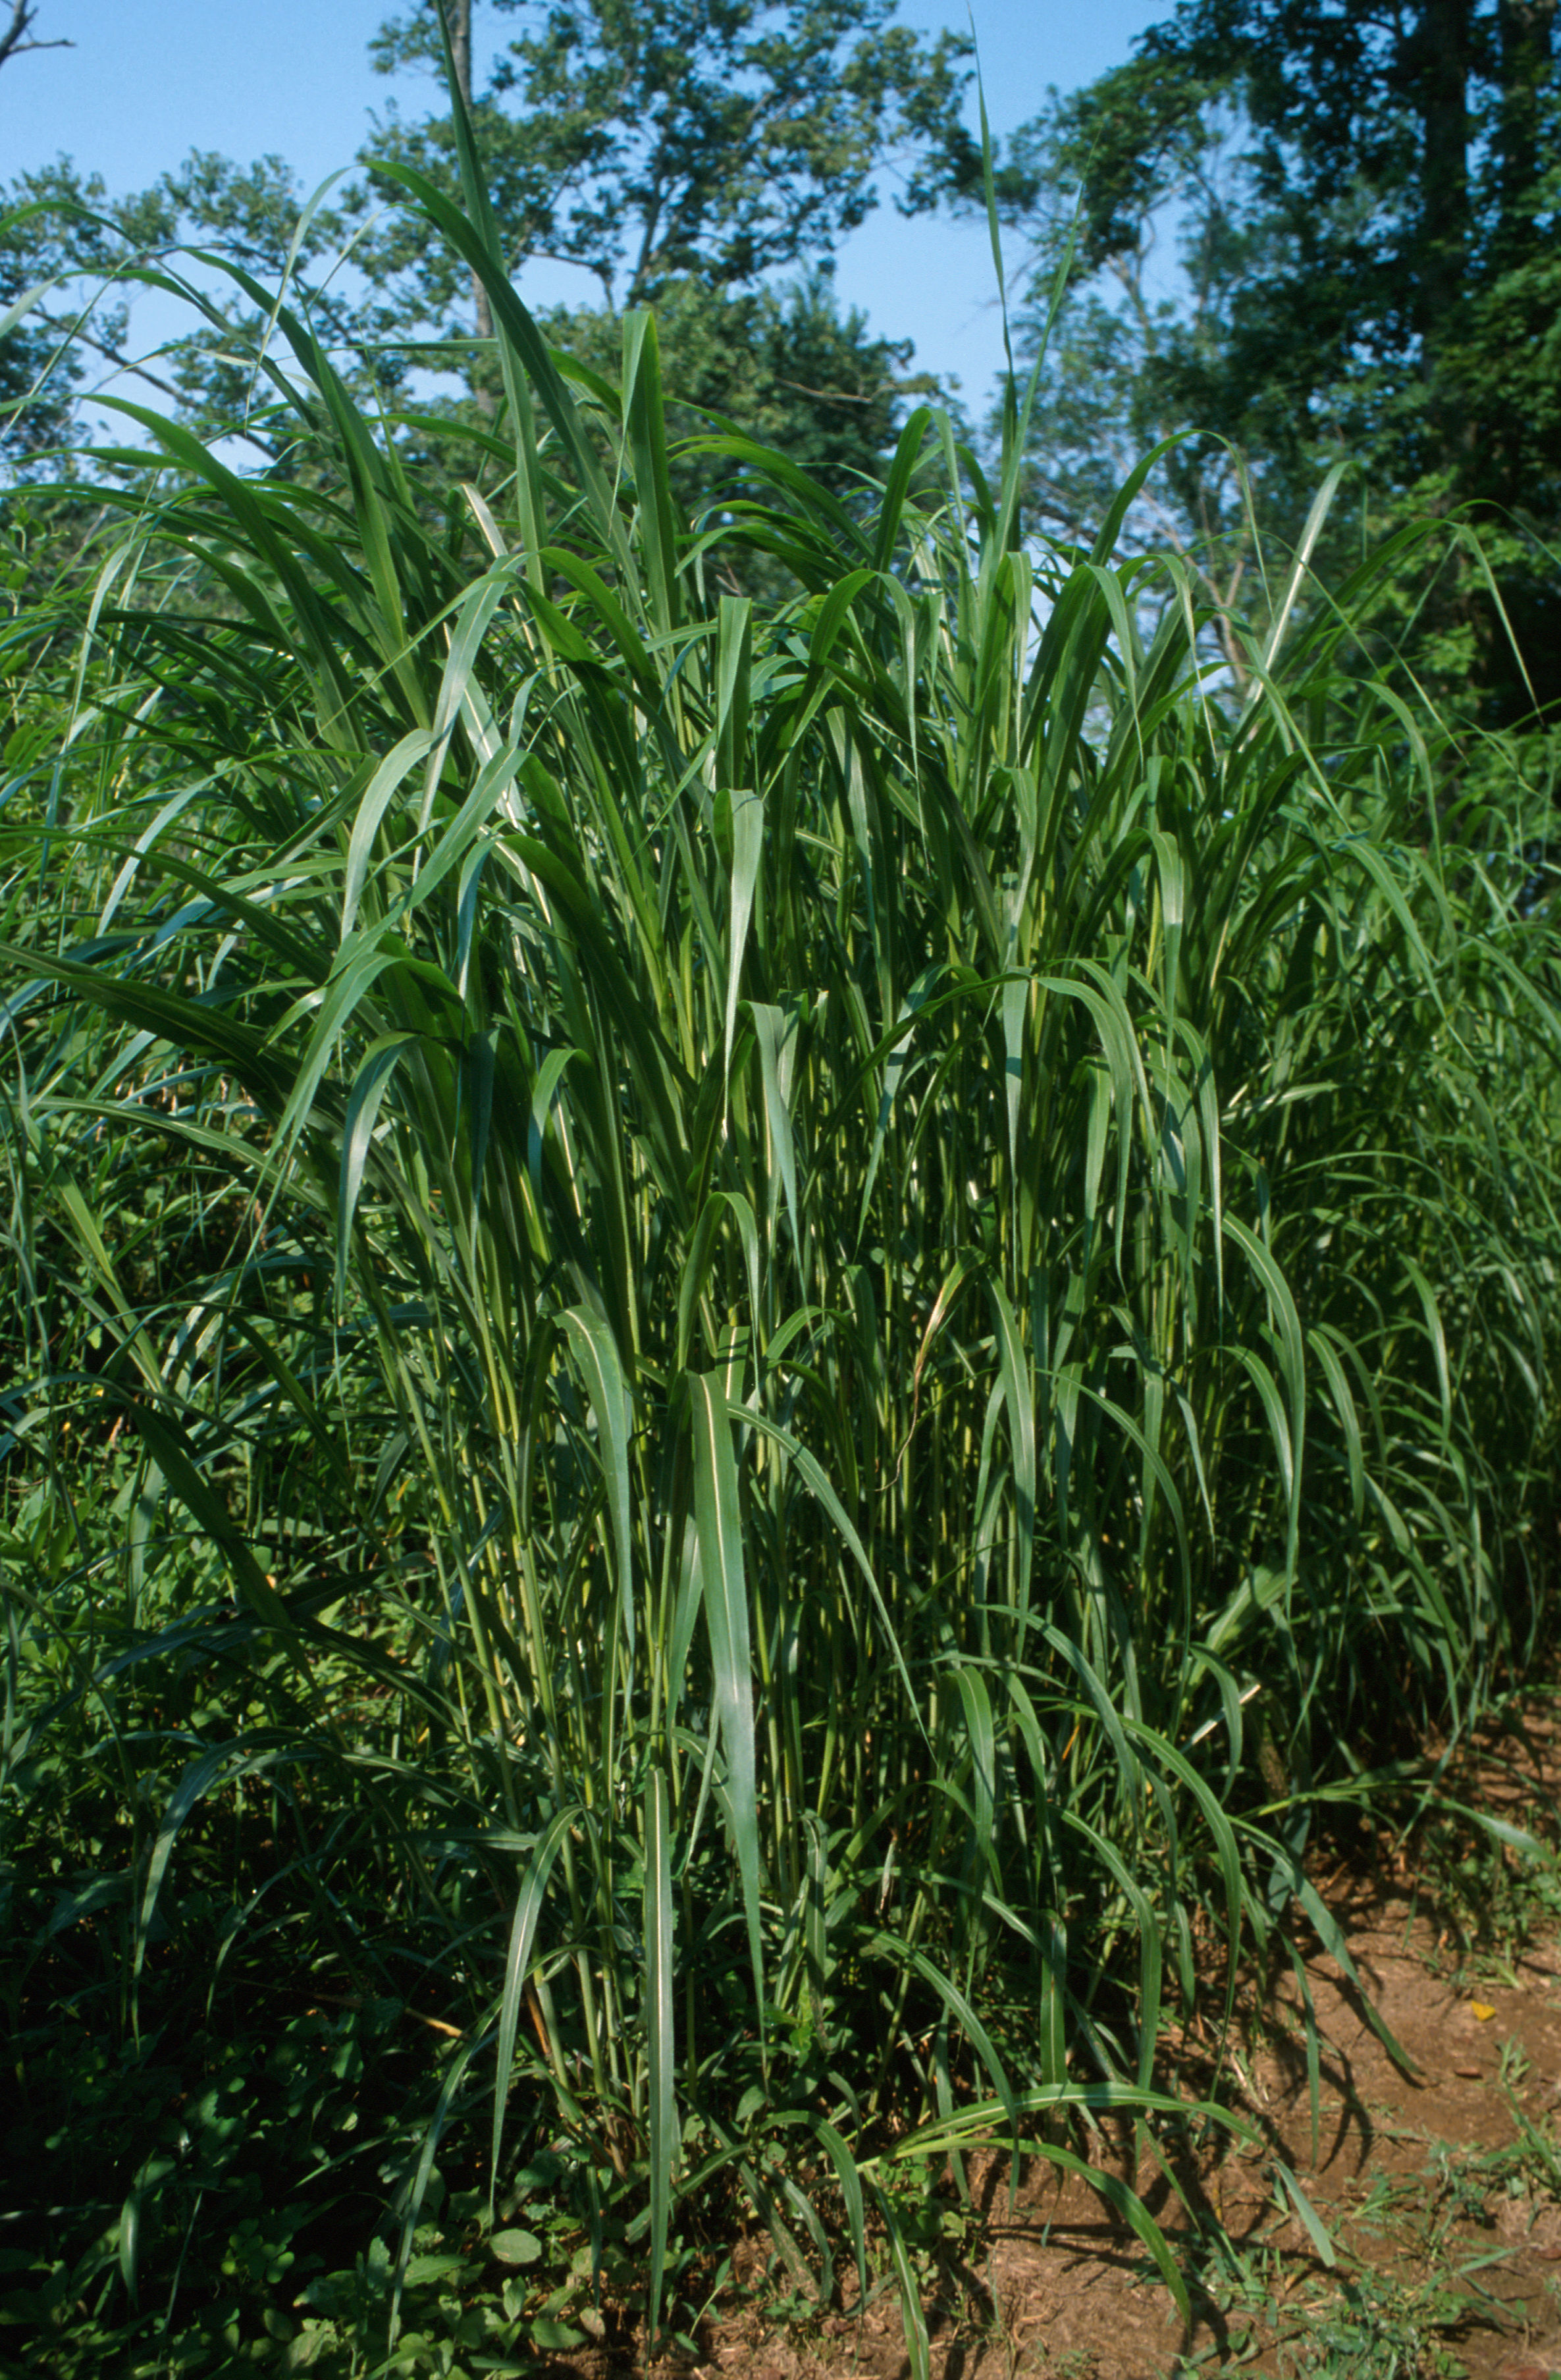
[446,0,497,411]
[1415,0,1472,370]
[1496,0,1556,261]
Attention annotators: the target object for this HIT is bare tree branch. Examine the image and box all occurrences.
[34,312,189,413]
[30,310,287,462]
[0,1,72,72]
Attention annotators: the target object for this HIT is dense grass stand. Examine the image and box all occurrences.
[2,97,1558,2380]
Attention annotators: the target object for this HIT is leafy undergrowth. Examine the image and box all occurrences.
[8,1708,1561,2379]
[3,1998,697,2376]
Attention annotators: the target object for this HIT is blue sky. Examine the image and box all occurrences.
[7,0,1163,412]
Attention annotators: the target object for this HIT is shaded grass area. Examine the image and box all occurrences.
[3,88,1561,2380]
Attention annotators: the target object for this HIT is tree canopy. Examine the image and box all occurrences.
[359,0,973,319]
[0,0,964,512]
[999,0,1561,733]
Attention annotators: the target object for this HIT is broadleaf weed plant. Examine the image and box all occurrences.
[2,84,1560,2377]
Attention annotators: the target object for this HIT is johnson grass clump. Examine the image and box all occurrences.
[2,105,1559,2380]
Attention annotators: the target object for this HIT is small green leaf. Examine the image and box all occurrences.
[490,2230,542,2267]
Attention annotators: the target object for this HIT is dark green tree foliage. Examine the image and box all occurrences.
[545,273,923,493]
[1003,0,1560,728]
[535,271,933,595]
[0,226,78,471]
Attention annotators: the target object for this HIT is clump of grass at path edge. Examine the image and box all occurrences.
[2,80,1560,2380]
